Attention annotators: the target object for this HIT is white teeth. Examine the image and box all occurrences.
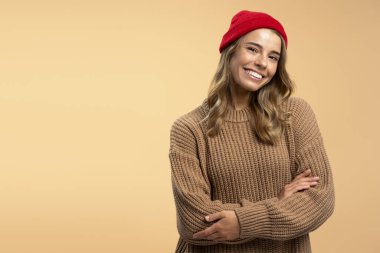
[245,69,263,79]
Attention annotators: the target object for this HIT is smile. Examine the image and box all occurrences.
[244,69,263,80]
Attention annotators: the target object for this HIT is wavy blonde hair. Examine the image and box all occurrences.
[204,31,294,145]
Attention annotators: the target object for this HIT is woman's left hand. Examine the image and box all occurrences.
[192,210,240,241]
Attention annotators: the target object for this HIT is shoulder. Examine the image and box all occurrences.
[169,100,208,153]
[170,99,208,135]
[283,97,322,149]
[281,96,317,124]
[282,96,314,115]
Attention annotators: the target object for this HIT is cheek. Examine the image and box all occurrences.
[229,60,240,79]
[268,64,279,78]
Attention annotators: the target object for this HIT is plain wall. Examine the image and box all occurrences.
[0,0,379,252]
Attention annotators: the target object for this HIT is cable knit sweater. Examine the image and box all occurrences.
[169,97,335,253]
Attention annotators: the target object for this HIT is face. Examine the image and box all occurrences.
[229,28,282,94]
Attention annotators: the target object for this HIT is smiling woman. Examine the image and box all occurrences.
[169,10,335,253]
[229,29,281,95]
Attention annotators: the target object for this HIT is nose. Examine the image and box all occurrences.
[254,54,267,69]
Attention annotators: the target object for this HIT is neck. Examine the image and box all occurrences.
[229,85,251,110]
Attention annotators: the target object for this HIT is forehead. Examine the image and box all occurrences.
[240,28,281,51]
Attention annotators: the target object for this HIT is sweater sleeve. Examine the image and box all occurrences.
[169,117,253,246]
[234,98,335,241]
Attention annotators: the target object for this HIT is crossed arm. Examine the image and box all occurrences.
[192,169,319,242]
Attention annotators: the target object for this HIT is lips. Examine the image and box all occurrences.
[244,68,265,80]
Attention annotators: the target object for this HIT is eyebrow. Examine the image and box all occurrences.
[245,42,281,56]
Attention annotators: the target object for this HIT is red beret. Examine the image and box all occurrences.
[219,10,288,53]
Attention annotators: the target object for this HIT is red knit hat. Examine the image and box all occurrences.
[219,10,288,53]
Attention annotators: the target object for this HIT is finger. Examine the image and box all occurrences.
[309,181,318,187]
[301,169,312,176]
[294,169,311,179]
[296,180,320,190]
[193,224,217,239]
[305,175,319,180]
[308,176,320,182]
[295,184,311,191]
[206,211,224,222]
[282,179,319,199]
[206,232,220,241]
[290,181,313,191]
[287,179,309,189]
[297,176,320,183]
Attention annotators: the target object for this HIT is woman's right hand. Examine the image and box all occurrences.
[278,169,319,200]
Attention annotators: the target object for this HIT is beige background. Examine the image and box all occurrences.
[0,0,379,252]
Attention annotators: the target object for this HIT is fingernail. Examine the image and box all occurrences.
[205,216,209,221]
[193,235,198,239]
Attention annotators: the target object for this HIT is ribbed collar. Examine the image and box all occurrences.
[225,105,251,122]
[201,99,251,123]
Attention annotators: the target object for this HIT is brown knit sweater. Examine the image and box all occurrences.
[169,97,335,253]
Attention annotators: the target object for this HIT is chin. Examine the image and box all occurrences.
[245,82,266,92]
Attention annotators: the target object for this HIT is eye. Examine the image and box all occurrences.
[269,55,279,61]
[247,47,258,53]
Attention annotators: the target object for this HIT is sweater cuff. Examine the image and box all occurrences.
[235,198,277,239]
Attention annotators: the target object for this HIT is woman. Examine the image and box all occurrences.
[169,10,335,253]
